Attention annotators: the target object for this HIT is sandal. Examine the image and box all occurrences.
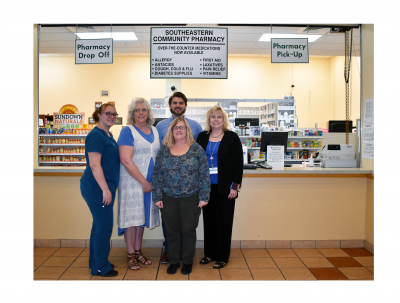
[127,253,140,271]
[213,261,227,269]
[200,257,215,265]
[134,249,152,265]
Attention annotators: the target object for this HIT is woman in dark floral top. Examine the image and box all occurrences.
[152,118,210,276]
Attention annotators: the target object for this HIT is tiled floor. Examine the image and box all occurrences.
[34,247,374,280]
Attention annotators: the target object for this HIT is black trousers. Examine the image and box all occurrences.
[161,194,201,265]
[203,184,235,263]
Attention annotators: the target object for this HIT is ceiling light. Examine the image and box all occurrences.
[75,32,138,41]
[259,34,322,43]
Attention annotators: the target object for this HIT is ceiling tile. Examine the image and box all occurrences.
[252,41,271,49]
[136,33,151,41]
[114,48,145,53]
[228,41,256,48]
[40,41,75,48]
[40,27,72,33]
[249,48,270,54]
[226,26,268,34]
[40,33,77,41]
[228,33,263,42]
[113,41,143,48]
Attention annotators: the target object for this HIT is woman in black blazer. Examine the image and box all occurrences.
[197,106,244,269]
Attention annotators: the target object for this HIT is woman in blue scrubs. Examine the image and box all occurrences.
[80,103,120,277]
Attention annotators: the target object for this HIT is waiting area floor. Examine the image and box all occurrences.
[34,247,374,280]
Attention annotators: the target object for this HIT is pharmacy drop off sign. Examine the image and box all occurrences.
[75,39,113,64]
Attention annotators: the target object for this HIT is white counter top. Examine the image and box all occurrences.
[34,166,373,175]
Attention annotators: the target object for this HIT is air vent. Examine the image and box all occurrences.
[298,27,329,35]
[66,26,103,33]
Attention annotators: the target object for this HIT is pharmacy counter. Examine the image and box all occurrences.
[33,166,374,246]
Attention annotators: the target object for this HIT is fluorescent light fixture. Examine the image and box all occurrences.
[259,34,322,43]
[75,32,138,41]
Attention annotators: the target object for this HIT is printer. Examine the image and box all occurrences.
[318,144,357,168]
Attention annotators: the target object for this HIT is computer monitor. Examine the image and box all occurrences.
[260,131,288,154]
[328,120,353,133]
[234,118,259,126]
[153,118,167,126]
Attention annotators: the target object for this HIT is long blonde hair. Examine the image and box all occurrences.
[162,118,195,148]
[205,106,230,133]
[127,97,155,126]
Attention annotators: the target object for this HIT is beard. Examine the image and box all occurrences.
[170,106,186,116]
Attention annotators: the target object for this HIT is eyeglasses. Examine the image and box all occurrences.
[134,108,148,113]
[105,112,118,118]
[173,126,186,131]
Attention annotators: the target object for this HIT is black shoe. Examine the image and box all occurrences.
[167,263,180,275]
[181,264,192,275]
[111,264,115,269]
[96,269,118,277]
[213,261,227,269]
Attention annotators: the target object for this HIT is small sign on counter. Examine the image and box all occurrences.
[150,27,228,79]
[267,145,285,168]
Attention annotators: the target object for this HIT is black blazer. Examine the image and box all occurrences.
[197,130,244,197]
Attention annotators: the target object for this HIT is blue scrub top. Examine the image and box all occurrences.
[156,115,203,142]
[80,127,120,192]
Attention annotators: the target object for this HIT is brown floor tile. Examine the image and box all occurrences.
[241,248,270,258]
[317,248,349,257]
[366,267,374,273]
[34,256,49,266]
[225,257,248,269]
[341,248,373,257]
[42,256,76,267]
[338,267,374,280]
[34,247,59,256]
[59,267,93,280]
[220,268,253,280]
[246,258,277,269]
[189,268,221,280]
[274,258,306,268]
[124,267,158,280]
[309,268,348,280]
[71,256,89,268]
[140,247,163,257]
[53,247,84,257]
[157,267,189,280]
[251,268,285,280]
[293,249,323,258]
[192,257,215,269]
[326,257,362,267]
[280,268,317,280]
[80,248,90,256]
[353,256,374,267]
[34,265,39,271]
[109,248,128,257]
[268,249,296,258]
[91,268,127,280]
[300,257,334,268]
[109,256,130,268]
[34,266,67,279]
[230,248,243,258]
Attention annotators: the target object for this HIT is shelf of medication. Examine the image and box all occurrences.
[39,161,86,164]
[39,153,84,156]
[39,143,85,146]
[287,147,323,150]
[40,134,88,137]
[288,136,324,139]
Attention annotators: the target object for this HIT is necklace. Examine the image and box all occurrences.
[208,141,220,167]
[210,131,223,138]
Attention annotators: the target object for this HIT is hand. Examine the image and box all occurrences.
[198,201,208,208]
[155,201,163,208]
[141,181,152,193]
[103,189,112,206]
[228,189,237,199]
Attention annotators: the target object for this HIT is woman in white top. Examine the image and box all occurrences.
[117,98,161,271]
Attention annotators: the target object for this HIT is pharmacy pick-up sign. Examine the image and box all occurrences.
[271,38,309,63]
[75,39,113,64]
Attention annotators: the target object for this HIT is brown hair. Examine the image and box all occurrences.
[168,91,188,106]
[162,118,195,148]
[92,103,117,122]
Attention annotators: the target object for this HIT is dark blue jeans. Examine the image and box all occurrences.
[81,183,115,275]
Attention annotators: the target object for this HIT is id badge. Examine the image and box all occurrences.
[209,167,218,174]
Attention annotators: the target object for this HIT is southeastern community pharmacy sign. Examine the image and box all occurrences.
[150,27,228,79]
[75,39,113,64]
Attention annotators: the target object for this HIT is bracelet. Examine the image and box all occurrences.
[230,183,241,191]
